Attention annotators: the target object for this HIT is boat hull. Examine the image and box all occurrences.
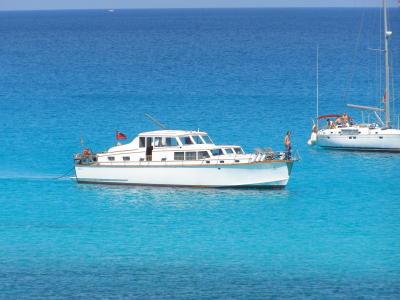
[316,130,400,152]
[74,161,295,189]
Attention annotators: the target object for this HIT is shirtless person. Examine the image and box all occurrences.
[284,131,292,160]
[342,112,350,126]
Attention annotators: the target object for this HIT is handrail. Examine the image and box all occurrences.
[74,148,299,167]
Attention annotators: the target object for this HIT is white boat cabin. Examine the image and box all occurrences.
[93,130,249,165]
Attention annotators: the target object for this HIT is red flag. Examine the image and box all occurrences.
[116,131,127,140]
[382,91,387,103]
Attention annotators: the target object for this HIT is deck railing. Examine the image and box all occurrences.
[74,149,299,167]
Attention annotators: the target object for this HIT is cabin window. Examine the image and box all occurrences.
[165,137,179,146]
[185,152,197,160]
[201,135,213,144]
[211,149,223,156]
[179,136,193,145]
[174,152,184,160]
[154,137,163,147]
[192,135,204,144]
[224,148,233,154]
[108,156,115,161]
[379,136,383,139]
[123,156,130,161]
[234,147,244,154]
[139,137,145,148]
[198,151,210,159]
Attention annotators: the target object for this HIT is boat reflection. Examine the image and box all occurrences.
[76,183,292,209]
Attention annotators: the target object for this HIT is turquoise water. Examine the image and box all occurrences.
[1,8,400,298]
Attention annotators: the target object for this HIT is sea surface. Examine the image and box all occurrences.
[0,8,400,299]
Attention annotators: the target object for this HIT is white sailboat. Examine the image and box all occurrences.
[309,0,400,152]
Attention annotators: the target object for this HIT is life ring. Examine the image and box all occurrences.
[83,148,90,156]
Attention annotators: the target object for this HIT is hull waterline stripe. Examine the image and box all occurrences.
[77,178,129,182]
[320,146,400,152]
[76,181,286,190]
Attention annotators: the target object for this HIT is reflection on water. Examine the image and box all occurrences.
[316,148,400,159]
[76,183,292,209]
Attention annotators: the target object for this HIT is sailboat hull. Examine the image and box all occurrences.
[316,127,400,152]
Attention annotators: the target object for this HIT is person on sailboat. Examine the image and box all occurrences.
[335,116,343,127]
[327,119,335,129]
[284,131,291,159]
[341,112,349,127]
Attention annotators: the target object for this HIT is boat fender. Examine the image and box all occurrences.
[307,125,318,146]
[307,132,317,146]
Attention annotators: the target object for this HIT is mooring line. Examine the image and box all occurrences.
[53,166,75,180]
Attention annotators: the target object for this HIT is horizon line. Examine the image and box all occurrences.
[0,6,392,12]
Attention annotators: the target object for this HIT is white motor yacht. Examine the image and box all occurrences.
[74,129,298,189]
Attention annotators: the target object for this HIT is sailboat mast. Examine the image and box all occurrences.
[383,0,391,127]
[316,45,319,122]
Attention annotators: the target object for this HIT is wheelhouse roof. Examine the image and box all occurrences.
[138,130,208,137]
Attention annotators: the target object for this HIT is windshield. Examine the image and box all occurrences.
[234,147,244,154]
[192,135,204,144]
[201,135,213,144]
[165,137,179,146]
[211,149,223,156]
[224,148,233,154]
[179,136,193,145]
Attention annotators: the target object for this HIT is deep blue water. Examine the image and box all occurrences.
[1,8,400,299]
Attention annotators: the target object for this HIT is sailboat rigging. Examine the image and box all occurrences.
[308,0,400,152]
